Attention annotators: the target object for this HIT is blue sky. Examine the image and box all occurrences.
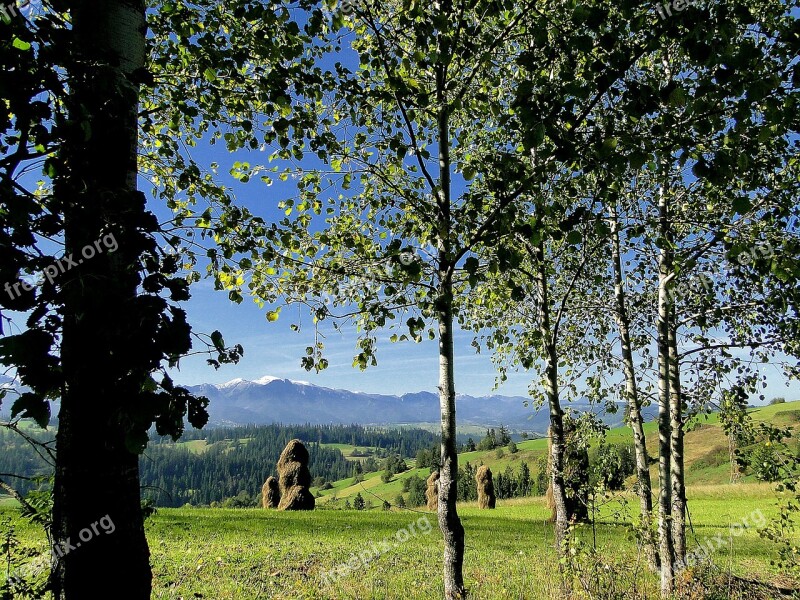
[6,6,798,403]
[148,147,800,402]
[143,16,800,403]
[165,276,536,396]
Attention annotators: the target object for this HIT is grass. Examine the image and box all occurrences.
[174,439,210,454]
[0,496,19,508]
[2,485,794,599]
[318,443,384,461]
[317,400,800,505]
[3,401,797,598]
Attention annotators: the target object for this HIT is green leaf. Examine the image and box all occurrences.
[566,230,582,245]
[732,197,752,215]
[10,393,50,428]
[12,38,31,51]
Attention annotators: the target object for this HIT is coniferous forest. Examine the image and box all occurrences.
[0,423,440,506]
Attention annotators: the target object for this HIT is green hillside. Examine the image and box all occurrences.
[315,400,800,506]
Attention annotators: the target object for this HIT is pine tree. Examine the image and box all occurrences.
[353,493,366,511]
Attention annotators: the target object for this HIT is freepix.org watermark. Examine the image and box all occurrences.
[321,515,433,585]
[655,0,703,20]
[0,0,33,21]
[51,514,116,560]
[7,515,115,589]
[4,232,119,301]
[677,508,766,570]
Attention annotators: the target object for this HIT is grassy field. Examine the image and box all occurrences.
[315,401,800,506]
[2,483,794,599]
[2,401,797,598]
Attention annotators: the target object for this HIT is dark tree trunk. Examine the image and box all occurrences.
[53,1,151,598]
[436,288,466,599]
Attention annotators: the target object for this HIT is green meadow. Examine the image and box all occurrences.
[1,485,791,599]
[2,401,798,598]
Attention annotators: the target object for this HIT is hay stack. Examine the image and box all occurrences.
[261,476,280,508]
[425,471,439,511]
[475,465,495,509]
[276,439,315,511]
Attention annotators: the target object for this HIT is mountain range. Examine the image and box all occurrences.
[1,373,656,433]
[186,376,654,433]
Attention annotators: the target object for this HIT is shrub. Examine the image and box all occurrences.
[353,493,365,510]
[749,443,782,482]
[590,444,636,491]
[406,475,427,507]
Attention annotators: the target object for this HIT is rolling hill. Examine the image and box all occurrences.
[314,399,800,506]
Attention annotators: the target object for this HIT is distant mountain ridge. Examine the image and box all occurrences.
[0,373,655,433]
[185,376,652,432]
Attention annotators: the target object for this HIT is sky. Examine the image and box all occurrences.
[5,5,799,404]
[163,241,800,402]
[148,144,800,402]
[146,23,800,403]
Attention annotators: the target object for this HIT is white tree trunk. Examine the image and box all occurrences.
[535,243,569,552]
[434,28,465,596]
[668,319,686,564]
[656,180,676,597]
[609,203,659,570]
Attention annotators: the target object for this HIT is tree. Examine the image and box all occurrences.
[497,426,511,446]
[517,462,531,497]
[407,476,427,508]
[603,13,800,589]
[244,2,553,595]
[1,1,323,596]
[0,2,207,596]
[353,492,365,510]
[606,198,658,569]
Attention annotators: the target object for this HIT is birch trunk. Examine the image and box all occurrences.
[656,180,676,597]
[53,1,151,598]
[609,203,659,570]
[436,286,466,599]
[434,27,465,596]
[535,243,569,552]
[668,318,686,564]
